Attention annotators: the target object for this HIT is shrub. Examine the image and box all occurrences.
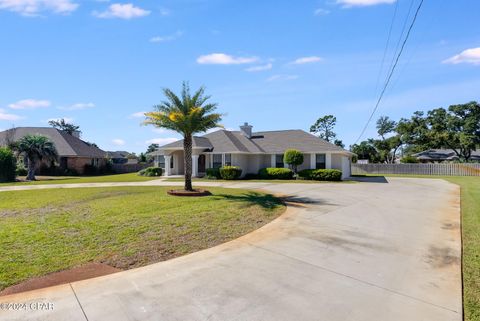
[298,169,342,181]
[83,164,98,176]
[16,163,28,176]
[0,147,16,182]
[258,167,294,180]
[219,166,242,180]
[400,155,418,163]
[206,168,221,179]
[138,166,162,177]
[283,149,304,173]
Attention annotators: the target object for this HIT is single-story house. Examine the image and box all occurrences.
[0,127,107,174]
[150,123,354,179]
[106,151,138,164]
[413,149,480,163]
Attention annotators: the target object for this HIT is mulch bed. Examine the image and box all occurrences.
[0,263,121,296]
[167,189,212,197]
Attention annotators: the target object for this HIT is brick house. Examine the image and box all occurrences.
[0,127,107,175]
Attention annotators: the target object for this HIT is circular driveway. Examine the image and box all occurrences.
[0,178,462,321]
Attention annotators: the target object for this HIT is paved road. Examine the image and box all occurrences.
[0,178,462,321]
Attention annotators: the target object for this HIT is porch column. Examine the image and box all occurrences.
[164,155,171,176]
[326,153,332,169]
[192,155,199,177]
[271,154,276,168]
[310,153,316,169]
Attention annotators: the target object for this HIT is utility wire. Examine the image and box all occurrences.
[354,0,424,145]
[373,0,399,96]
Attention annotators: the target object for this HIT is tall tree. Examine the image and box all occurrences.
[48,118,81,136]
[13,134,58,181]
[310,115,337,142]
[146,143,159,154]
[144,82,222,191]
[350,141,379,163]
[376,116,396,140]
[374,116,401,163]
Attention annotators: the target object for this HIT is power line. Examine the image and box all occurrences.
[354,0,425,145]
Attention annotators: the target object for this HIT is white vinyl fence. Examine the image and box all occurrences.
[352,163,480,176]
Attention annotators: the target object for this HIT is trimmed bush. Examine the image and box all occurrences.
[0,147,16,182]
[138,166,162,177]
[400,155,418,163]
[283,149,304,173]
[219,166,242,180]
[258,167,294,180]
[16,163,28,176]
[206,168,221,179]
[298,169,342,181]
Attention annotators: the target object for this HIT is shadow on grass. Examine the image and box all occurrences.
[348,175,389,183]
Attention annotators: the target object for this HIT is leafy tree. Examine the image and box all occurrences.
[144,82,222,191]
[13,134,58,181]
[334,139,345,148]
[283,149,304,173]
[0,147,16,182]
[146,143,159,154]
[48,118,81,136]
[310,115,337,142]
[350,141,379,163]
[86,141,99,148]
[139,152,147,163]
[376,116,396,140]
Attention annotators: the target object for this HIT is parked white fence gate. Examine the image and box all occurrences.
[352,163,480,176]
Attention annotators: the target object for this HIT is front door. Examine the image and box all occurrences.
[198,154,206,173]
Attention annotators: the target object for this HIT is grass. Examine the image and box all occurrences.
[0,186,285,291]
[0,173,159,186]
[365,174,480,321]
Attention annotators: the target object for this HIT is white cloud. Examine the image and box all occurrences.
[266,74,299,82]
[314,8,330,16]
[0,0,78,16]
[8,99,51,110]
[58,102,95,111]
[112,138,126,146]
[197,53,259,65]
[150,31,183,43]
[47,117,74,123]
[145,137,178,145]
[245,63,272,72]
[291,56,323,64]
[159,7,170,16]
[130,111,147,118]
[443,47,480,65]
[0,108,23,121]
[93,3,150,19]
[337,0,396,7]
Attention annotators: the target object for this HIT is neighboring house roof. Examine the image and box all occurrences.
[0,127,106,158]
[152,129,352,155]
[413,149,480,161]
[107,151,131,159]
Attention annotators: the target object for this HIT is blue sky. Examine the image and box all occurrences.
[0,0,479,153]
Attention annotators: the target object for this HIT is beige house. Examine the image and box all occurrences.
[151,123,353,179]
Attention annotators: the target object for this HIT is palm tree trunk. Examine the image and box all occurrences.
[183,134,193,191]
[27,157,36,181]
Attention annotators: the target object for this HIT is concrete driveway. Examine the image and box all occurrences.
[0,178,462,321]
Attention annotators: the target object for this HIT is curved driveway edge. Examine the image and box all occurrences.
[0,178,462,321]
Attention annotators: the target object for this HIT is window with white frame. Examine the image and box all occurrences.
[316,154,326,169]
[212,154,222,168]
[157,155,165,168]
[225,153,232,166]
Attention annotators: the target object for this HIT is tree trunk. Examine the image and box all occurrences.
[183,134,193,191]
[27,157,36,181]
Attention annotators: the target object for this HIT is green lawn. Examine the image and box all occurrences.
[164,177,354,184]
[368,174,479,321]
[0,186,285,291]
[0,173,159,186]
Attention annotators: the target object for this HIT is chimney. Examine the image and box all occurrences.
[240,122,253,138]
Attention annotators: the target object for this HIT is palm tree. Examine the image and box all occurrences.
[144,82,222,191]
[14,134,58,181]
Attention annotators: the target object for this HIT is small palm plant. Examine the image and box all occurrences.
[144,82,222,191]
[13,134,58,181]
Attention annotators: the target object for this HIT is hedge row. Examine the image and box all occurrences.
[138,166,163,177]
[0,147,16,182]
[258,167,294,180]
[297,169,342,181]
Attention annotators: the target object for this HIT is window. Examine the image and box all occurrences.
[225,154,232,166]
[157,155,165,168]
[316,154,326,169]
[276,154,284,168]
[213,154,222,168]
[170,156,174,169]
